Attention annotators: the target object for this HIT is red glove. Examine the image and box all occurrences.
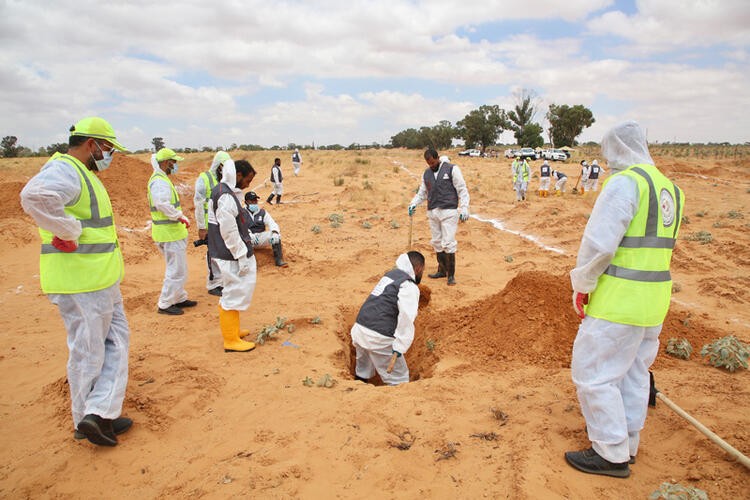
[178,217,190,228]
[572,291,589,319]
[52,236,78,253]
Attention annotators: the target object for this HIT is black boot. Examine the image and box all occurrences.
[276,195,282,204]
[272,242,288,267]
[446,253,456,286]
[428,252,447,279]
[266,194,275,203]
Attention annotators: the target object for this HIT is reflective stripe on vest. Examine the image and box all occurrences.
[585,164,684,327]
[148,170,188,242]
[38,153,123,294]
[199,170,217,227]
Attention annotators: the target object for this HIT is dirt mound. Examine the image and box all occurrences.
[433,271,578,369]
[2,181,27,220]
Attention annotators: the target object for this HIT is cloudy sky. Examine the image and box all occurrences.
[2,0,749,151]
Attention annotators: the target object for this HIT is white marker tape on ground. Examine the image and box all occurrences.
[671,297,750,328]
[389,158,420,180]
[471,214,566,254]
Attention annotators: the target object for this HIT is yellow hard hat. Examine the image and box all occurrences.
[155,147,184,162]
[69,117,128,151]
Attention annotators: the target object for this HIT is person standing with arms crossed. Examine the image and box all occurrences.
[408,149,470,286]
[194,151,230,297]
[565,121,685,478]
[208,159,258,352]
[148,148,197,315]
[20,117,132,447]
[266,157,284,205]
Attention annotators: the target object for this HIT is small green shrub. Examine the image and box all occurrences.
[726,209,744,219]
[354,158,370,165]
[650,482,708,500]
[311,225,321,234]
[363,180,373,190]
[426,339,436,351]
[701,335,749,372]
[256,316,287,345]
[310,316,321,325]
[686,231,712,244]
[681,215,690,225]
[390,220,400,229]
[504,255,514,262]
[665,338,692,360]
[671,282,682,293]
[333,176,344,186]
[695,210,707,217]
[362,221,372,229]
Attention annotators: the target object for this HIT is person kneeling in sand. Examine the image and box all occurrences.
[350,252,425,385]
[244,191,288,267]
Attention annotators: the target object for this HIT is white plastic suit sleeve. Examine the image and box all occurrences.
[570,175,639,293]
[20,159,84,241]
[264,212,280,234]
[392,253,419,354]
[410,177,428,208]
[451,165,471,210]
[193,175,208,230]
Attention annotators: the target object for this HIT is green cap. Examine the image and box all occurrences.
[155,148,184,162]
[69,117,128,152]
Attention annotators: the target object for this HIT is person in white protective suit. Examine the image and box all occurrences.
[538,159,552,197]
[194,151,230,297]
[350,251,425,385]
[565,121,685,478]
[291,148,302,176]
[20,117,132,447]
[551,169,568,194]
[579,160,591,195]
[207,158,258,352]
[148,148,197,315]
[408,149,470,286]
[265,157,284,204]
[586,159,605,192]
[511,157,531,201]
[244,191,288,267]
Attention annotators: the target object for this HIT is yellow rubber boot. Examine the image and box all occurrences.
[580,187,585,195]
[218,306,256,352]
[239,329,251,338]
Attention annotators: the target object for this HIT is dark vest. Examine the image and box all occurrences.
[270,165,283,182]
[355,269,414,337]
[292,152,300,162]
[207,184,254,261]
[540,165,551,177]
[247,208,267,234]
[424,163,459,210]
[590,165,600,179]
[554,171,567,179]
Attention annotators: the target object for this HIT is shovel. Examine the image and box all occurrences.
[407,214,414,250]
[649,371,750,469]
[571,173,582,194]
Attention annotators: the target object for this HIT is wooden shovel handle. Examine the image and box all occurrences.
[386,352,398,373]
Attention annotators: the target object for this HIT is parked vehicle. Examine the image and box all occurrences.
[504,149,516,158]
[541,148,568,161]
[458,149,483,157]
[515,147,539,161]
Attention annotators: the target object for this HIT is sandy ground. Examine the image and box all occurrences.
[1,148,748,499]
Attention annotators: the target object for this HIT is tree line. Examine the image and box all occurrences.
[391,90,596,151]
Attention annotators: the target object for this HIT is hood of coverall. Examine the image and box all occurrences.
[601,121,653,174]
[395,253,416,280]
[210,151,231,176]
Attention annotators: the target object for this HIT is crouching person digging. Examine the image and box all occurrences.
[208,159,257,352]
[350,252,425,385]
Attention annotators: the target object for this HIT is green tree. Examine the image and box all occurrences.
[45,143,69,155]
[507,89,544,147]
[152,137,165,151]
[456,105,508,151]
[1,136,20,157]
[546,104,595,147]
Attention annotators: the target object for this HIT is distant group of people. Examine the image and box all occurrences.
[21,116,686,485]
[534,158,605,197]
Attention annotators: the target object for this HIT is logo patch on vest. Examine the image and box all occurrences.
[660,188,676,227]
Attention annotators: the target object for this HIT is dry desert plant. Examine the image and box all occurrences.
[649,482,708,500]
[700,335,749,372]
[311,225,321,234]
[686,231,712,244]
[256,316,288,345]
[665,338,693,360]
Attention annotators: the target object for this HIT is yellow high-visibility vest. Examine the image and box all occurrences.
[585,164,685,326]
[199,170,217,227]
[148,170,188,242]
[38,153,124,294]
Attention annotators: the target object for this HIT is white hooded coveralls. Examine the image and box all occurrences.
[247,207,282,247]
[149,156,189,309]
[350,254,420,385]
[208,160,257,311]
[194,153,224,291]
[410,161,470,254]
[271,164,283,196]
[20,157,129,428]
[569,121,667,464]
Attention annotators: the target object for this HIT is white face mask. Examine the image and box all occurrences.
[246,203,259,213]
[93,142,114,171]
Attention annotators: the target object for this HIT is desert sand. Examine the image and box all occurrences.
[1,148,748,498]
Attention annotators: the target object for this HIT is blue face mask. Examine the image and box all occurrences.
[246,204,259,213]
[93,143,114,171]
[171,162,179,174]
